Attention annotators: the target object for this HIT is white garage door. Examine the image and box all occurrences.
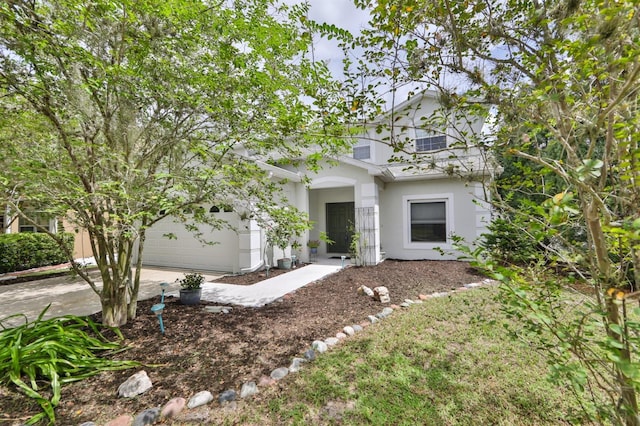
[142,216,239,272]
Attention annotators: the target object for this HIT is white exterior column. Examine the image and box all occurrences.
[294,181,310,263]
[238,217,262,274]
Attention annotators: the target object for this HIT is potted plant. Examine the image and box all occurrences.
[178,272,204,305]
[307,239,320,255]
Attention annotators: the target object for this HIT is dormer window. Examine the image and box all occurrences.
[416,129,446,152]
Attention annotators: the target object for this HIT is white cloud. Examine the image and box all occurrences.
[283,0,370,76]
[306,0,369,35]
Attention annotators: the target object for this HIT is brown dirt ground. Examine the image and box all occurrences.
[0,260,485,425]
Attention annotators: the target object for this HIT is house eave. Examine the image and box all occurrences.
[255,160,302,182]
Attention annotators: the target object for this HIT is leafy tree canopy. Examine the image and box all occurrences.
[350,0,640,423]
[0,0,349,326]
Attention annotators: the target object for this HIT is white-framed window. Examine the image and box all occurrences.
[19,212,52,233]
[403,194,454,248]
[416,129,446,152]
[352,140,371,160]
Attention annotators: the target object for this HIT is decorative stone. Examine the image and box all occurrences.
[79,423,96,426]
[465,282,481,288]
[359,321,370,328]
[352,324,363,332]
[335,332,347,339]
[133,408,160,426]
[240,381,258,399]
[367,315,379,323]
[373,286,391,303]
[376,307,393,319]
[105,415,134,426]
[358,285,375,297]
[304,348,316,361]
[218,389,237,404]
[418,294,429,300]
[390,304,401,310]
[432,292,450,298]
[325,337,339,346]
[270,367,289,380]
[289,357,306,373]
[312,340,328,353]
[343,326,355,336]
[204,306,233,313]
[404,299,415,304]
[178,407,212,423]
[258,375,276,387]
[118,370,153,398]
[188,390,214,408]
[400,302,411,308]
[161,397,186,419]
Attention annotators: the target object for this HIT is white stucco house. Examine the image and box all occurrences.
[140,90,495,273]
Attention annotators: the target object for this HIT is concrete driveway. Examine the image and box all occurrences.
[0,268,223,327]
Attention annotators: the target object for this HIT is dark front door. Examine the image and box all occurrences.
[326,202,355,253]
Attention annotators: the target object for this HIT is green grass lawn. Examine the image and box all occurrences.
[232,285,593,425]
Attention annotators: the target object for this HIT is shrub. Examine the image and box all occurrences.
[479,216,543,265]
[0,232,74,274]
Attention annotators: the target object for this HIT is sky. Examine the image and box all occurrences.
[283,1,419,108]
[292,0,371,77]
[297,1,417,107]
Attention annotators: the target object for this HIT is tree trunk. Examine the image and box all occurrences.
[606,296,640,426]
[127,266,138,321]
[101,278,128,327]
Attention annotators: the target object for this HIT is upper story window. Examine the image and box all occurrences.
[416,129,446,152]
[352,140,371,160]
[0,214,4,233]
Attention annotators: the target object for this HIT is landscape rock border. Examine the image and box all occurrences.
[83,278,496,425]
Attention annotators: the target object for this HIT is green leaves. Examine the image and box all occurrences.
[0,307,138,424]
[575,159,604,182]
[0,0,349,326]
[353,0,640,421]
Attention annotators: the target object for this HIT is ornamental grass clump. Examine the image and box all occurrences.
[0,306,139,425]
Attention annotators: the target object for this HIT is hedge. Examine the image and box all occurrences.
[0,232,74,274]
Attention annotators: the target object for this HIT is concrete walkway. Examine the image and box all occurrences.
[0,259,345,327]
[0,268,222,327]
[193,262,344,307]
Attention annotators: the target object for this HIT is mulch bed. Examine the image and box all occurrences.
[0,259,485,425]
